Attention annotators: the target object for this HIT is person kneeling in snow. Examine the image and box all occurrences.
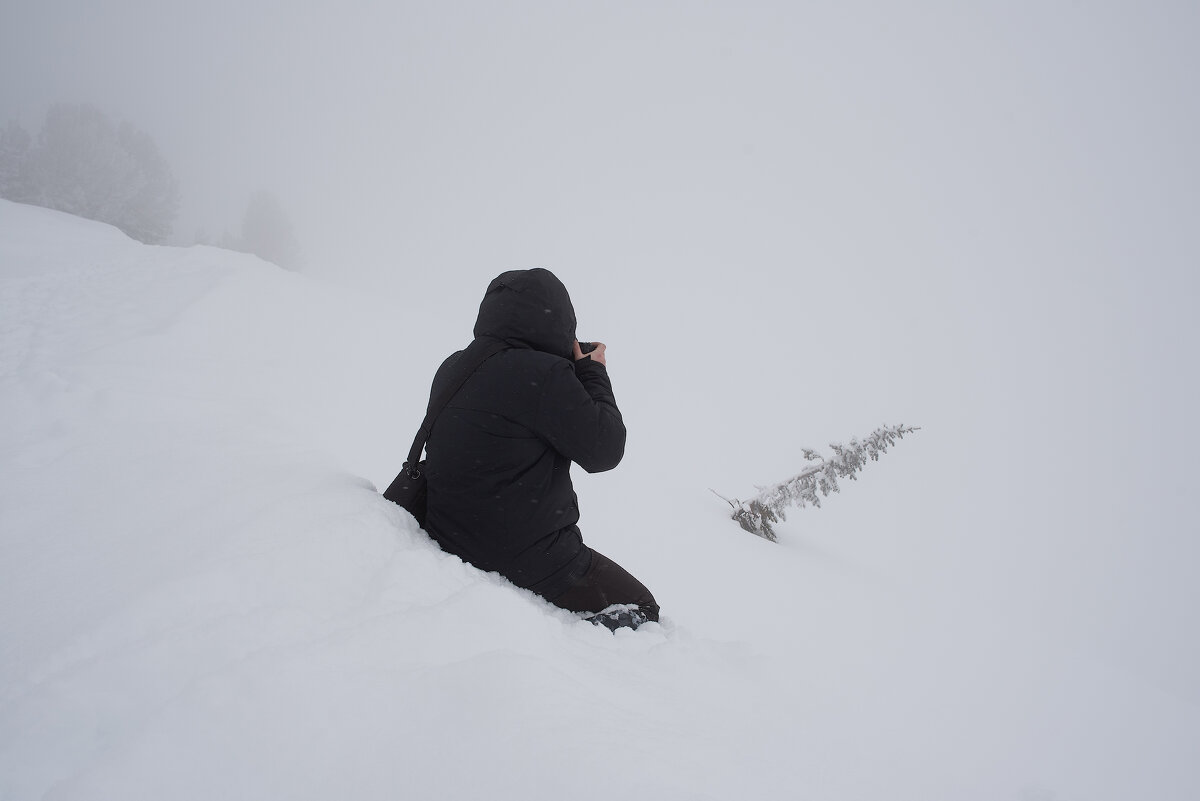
[409,268,658,631]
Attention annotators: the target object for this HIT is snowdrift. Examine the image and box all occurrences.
[1,200,1195,801]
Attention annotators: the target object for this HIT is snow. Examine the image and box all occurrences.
[2,199,1198,800]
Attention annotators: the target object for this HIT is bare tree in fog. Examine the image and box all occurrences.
[0,104,180,244]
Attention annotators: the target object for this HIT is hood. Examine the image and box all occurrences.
[472,268,577,359]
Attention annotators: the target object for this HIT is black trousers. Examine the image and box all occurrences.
[548,549,660,623]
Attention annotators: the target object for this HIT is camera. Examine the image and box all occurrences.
[578,341,598,354]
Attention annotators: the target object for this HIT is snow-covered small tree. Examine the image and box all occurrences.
[714,424,920,542]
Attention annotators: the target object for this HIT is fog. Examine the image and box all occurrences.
[3,0,1198,704]
[6,3,1195,283]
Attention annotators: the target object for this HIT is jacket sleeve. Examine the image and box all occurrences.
[529,358,626,473]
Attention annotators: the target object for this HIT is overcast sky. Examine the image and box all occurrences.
[3,1,1195,288]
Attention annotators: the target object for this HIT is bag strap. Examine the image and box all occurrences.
[403,337,508,477]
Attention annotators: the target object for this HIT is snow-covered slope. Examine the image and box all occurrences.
[1,200,1196,800]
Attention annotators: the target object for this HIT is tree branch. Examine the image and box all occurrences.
[720,424,920,542]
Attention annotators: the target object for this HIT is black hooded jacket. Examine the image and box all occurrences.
[423,269,626,598]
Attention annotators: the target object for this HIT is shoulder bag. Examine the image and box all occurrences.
[383,337,508,527]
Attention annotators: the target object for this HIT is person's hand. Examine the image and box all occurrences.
[573,339,607,367]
